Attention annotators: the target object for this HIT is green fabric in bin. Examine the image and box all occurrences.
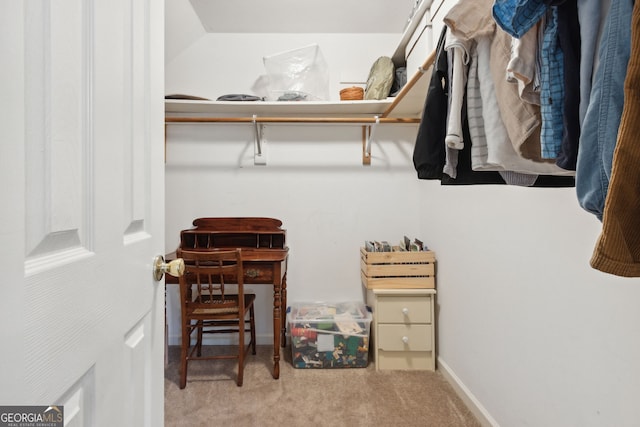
[346,336,360,356]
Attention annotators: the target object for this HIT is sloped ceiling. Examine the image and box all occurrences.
[189,0,419,34]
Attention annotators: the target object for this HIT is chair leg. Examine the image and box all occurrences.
[196,320,203,357]
[250,305,256,355]
[237,319,245,387]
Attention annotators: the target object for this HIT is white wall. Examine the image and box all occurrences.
[165,14,640,427]
[420,184,640,426]
[164,0,205,63]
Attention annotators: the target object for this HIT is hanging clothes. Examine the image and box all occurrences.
[492,0,548,37]
[554,0,581,171]
[538,7,565,159]
[577,0,612,126]
[412,25,506,185]
[413,27,449,181]
[575,0,633,221]
[506,21,541,106]
[493,1,566,161]
[590,0,640,277]
[444,0,574,178]
[412,0,575,187]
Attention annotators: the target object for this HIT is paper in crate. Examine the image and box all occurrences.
[287,302,372,368]
[360,247,436,289]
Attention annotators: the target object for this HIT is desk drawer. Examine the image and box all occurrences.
[377,324,432,352]
[377,295,431,323]
[242,262,274,283]
[180,266,274,284]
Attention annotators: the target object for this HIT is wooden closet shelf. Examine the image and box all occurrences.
[164,52,435,123]
[163,9,438,166]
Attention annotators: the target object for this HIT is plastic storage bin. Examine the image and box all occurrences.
[287,301,372,368]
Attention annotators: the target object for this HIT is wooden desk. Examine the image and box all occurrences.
[166,217,289,379]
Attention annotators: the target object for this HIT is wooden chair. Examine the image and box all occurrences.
[177,248,256,388]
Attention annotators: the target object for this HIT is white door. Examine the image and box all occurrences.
[0,0,165,426]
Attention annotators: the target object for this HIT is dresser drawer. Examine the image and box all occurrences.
[377,350,435,371]
[377,324,432,352]
[376,295,432,323]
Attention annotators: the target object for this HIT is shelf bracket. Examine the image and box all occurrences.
[362,115,379,166]
[253,115,267,165]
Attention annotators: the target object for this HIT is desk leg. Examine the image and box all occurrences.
[272,279,281,379]
[281,272,288,347]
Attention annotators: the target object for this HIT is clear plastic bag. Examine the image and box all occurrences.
[263,44,330,101]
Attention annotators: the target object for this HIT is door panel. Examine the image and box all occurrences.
[24,0,90,264]
[1,0,164,425]
[58,368,95,427]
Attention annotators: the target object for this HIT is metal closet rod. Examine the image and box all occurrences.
[165,116,420,124]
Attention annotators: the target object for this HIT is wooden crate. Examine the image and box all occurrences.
[360,247,436,289]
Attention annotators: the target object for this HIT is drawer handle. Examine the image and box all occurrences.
[402,336,409,344]
[246,269,260,278]
[402,308,409,315]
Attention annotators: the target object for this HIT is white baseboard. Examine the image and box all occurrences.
[437,357,500,427]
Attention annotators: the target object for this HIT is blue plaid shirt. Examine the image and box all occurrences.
[539,8,564,158]
[493,0,548,38]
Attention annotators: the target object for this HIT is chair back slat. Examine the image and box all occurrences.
[177,248,245,315]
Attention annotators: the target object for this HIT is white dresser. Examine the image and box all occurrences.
[366,287,436,371]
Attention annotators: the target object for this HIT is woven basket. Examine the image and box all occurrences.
[340,86,364,101]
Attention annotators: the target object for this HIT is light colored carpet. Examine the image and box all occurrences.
[165,345,481,427]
